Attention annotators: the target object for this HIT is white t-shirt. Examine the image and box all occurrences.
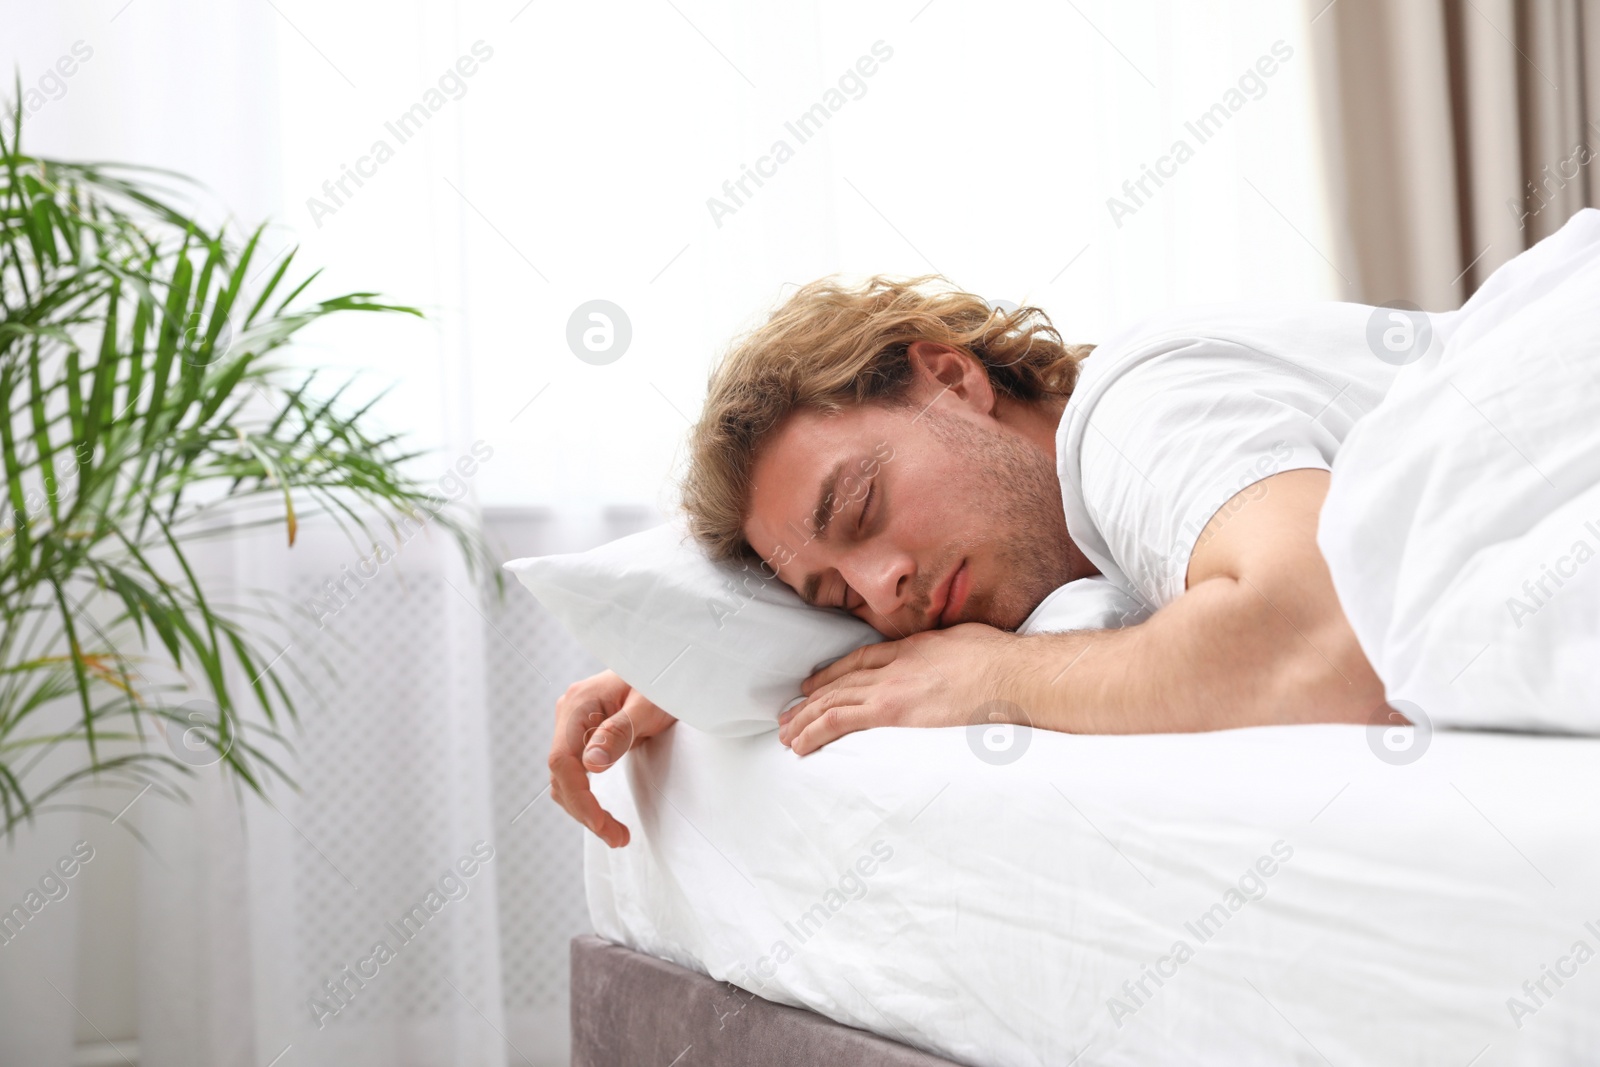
[1055,302,1413,612]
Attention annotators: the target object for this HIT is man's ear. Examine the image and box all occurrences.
[905,340,996,415]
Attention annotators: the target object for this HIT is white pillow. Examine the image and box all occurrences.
[505,526,1151,737]
[504,522,880,736]
[1017,575,1151,634]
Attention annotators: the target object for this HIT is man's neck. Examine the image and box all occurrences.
[998,393,1070,463]
[1001,392,1100,582]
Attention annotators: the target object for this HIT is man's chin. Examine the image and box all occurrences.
[871,618,929,639]
[933,604,1031,634]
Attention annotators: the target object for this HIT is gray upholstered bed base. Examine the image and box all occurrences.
[570,935,966,1066]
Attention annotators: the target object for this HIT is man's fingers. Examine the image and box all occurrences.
[557,694,619,758]
[789,699,879,756]
[549,753,631,847]
[779,687,869,749]
[802,641,898,695]
[794,667,879,707]
[548,670,664,849]
[584,690,680,769]
[548,671,679,848]
[621,688,679,736]
[582,708,637,770]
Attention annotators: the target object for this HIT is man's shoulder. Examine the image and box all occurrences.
[1057,300,1386,610]
[1070,300,1386,419]
[1056,298,1389,519]
[1083,300,1375,375]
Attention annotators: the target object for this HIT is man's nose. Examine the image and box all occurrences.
[843,547,915,623]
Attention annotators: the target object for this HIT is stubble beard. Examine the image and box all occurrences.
[921,409,1077,631]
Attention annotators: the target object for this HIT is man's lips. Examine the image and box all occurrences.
[935,559,970,628]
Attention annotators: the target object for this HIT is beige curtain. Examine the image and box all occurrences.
[1308,0,1600,307]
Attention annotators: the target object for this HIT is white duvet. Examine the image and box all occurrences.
[1318,207,1600,733]
[588,721,1600,1065]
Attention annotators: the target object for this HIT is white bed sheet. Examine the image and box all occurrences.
[587,721,1600,1066]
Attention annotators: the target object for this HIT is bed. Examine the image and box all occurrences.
[570,934,963,1065]
[578,719,1600,1066]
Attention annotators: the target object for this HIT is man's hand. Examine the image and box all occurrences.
[779,623,1015,755]
[548,670,676,848]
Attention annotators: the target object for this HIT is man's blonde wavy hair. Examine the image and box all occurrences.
[682,274,1093,563]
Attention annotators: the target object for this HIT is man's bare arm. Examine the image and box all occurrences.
[783,469,1385,750]
[1006,468,1385,732]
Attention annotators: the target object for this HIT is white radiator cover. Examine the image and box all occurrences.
[16,506,659,1067]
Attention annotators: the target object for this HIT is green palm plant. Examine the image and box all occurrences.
[0,99,490,836]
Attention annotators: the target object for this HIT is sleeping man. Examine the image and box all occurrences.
[550,272,1412,847]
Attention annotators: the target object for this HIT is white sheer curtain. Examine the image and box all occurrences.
[1,1,1336,1064]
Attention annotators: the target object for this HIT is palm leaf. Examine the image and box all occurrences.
[0,98,493,837]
